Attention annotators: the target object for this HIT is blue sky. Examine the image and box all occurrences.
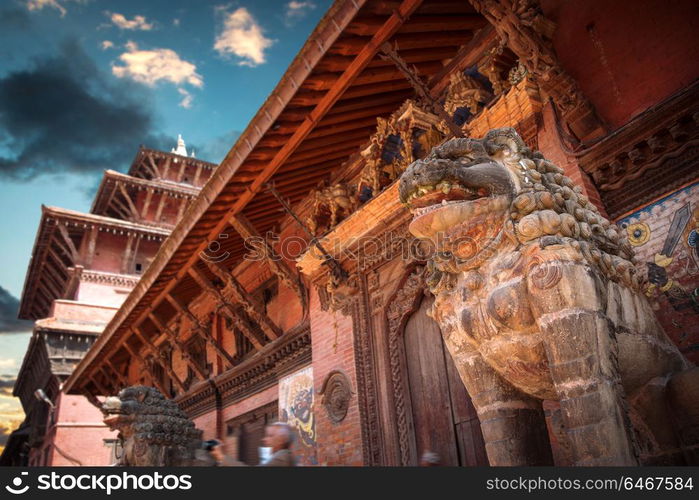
[0,0,330,445]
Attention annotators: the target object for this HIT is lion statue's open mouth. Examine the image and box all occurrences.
[399,151,513,266]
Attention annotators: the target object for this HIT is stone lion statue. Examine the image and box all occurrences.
[398,127,698,466]
[102,386,202,466]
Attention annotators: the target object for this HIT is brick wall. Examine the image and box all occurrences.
[48,394,115,466]
[309,287,364,466]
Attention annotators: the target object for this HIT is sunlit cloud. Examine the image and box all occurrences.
[25,0,85,17]
[177,88,193,109]
[112,41,203,88]
[214,7,274,67]
[101,40,114,50]
[285,1,315,24]
[26,0,66,17]
[108,12,154,31]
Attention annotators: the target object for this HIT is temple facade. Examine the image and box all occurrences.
[1,139,216,466]
[23,0,699,466]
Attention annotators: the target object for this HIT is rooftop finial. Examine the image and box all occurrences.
[171,134,188,156]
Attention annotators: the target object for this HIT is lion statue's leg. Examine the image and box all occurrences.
[527,257,639,466]
[447,342,554,465]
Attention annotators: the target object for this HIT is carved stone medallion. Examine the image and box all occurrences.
[319,370,353,423]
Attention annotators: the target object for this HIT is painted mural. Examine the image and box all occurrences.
[279,366,317,465]
[617,182,699,363]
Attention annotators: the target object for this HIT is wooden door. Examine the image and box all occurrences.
[226,402,278,465]
[403,295,487,466]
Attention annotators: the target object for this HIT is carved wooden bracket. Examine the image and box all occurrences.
[164,292,237,370]
[131,327,186,393]
[122,340,170,396]
[146,312,209,381]
[203,260,282,341]
[316,271,360,316]
[470,0,603,140]
[229,214,308,316]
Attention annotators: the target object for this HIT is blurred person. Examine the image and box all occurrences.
[202,439,244,466]
[420,451,441,466]
[261,422,297,466]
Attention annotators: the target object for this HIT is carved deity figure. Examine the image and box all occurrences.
[306,181,357,236]
[398,128,698,466]
[102,386,202,466]
[444,72,493,116]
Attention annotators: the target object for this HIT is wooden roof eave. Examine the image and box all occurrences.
[18,206,172,320]
[63,0,377,394]
[64,0,492,395]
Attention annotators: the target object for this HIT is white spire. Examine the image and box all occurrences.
[171,134,188,156]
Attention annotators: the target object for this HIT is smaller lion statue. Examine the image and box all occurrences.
[102,386,202,466]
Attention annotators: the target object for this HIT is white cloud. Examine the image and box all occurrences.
[173,18,181,27]
[26,0,67,17]
[101,40,114,50]
[112,41,203,88]
[177,88,193,109]
[0,359,16,370]
[285,1,315,22]
[214,7,274,67]
[108,12,154,31]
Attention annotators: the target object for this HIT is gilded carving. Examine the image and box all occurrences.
[444,72,493,116]
[306,181,357,237]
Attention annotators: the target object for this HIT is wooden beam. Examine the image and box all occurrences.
[154,193,167,222]
[118,182,140,220]
[348,15,486,36]
[123,340,170,396]
[330,30,471,56]
[203,260,281,341]
[84,226,98,267]
[141,188,154,219]
[188,266,267,350]
[176,198,187,221]
[162,156,172,180]
[105,358,129,387]
[89,373,111,397]
[132,327,186,393]
[111,197,134,221]
[229,214,307,313]
[39,274,63,301]
[120,233,136,275]
[45,250,69,282]
[99,366,120,392]
[82,389,104,409]
[428,25,496,96]
[223,0,422,215]
[146,153,162,178]
[55,223,79,262]
[146,312,209,380]
[302,61,443,92]
[193,164,203,186]
[164,293,237,369]
[177,161,187,183]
